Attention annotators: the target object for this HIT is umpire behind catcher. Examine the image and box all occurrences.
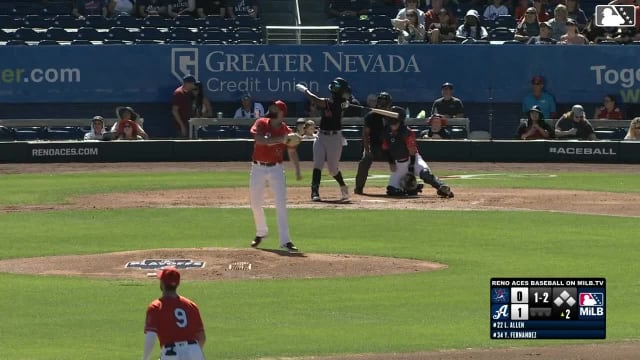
[354,92,393,195]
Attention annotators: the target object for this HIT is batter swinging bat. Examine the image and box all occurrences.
[346,103,400,119]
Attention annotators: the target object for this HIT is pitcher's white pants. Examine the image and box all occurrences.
[160,342,204,360]
[250,163,291,245]
[388,154,430,189]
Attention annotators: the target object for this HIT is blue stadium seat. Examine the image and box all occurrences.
[233,29,261,43]
[169,27,198,42]
[135,39,164,44]
[76,27,105,41]
[53,14,81,28]
[173,15,200,28]
[338,16,364,29]
[234,39,259,44]
[137,27,167,41]
[366,14,392,29]
[375,39,396,44]
[143,15,171,28]
[231,15,260,30]
[0,15,23,28]
[340,39,366,44]
[107,27,136,41]
[0,126,16,141]
[368,28,397,42]
[490,15,516,30]
[167,39,191,44]
[502,39,523,44]
[201,29,229,42]
[13,3,45,17]
[6,39,28,45]
[0,3,14,16]
[38,40,61,45]
[23,14,52,29]
[46,127,82,140]
[102,39,125,45]
[0,29,10,41]
[14,127,44,141]
[46,27,74,41]
[204,15,225,29]
[70,39,92,45]
[43,3,73,16]
[114,14,142,28]
[339,27,368,43]
[489,27,514,41]
[13,28,44,41]
[84,15,111,29]
[201,39,227,45]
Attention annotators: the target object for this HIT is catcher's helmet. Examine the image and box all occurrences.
[328,77,351,98]
[376,92,392,109]
[389,106,406,124]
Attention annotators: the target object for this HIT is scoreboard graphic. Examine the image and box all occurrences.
[490,278,606,339]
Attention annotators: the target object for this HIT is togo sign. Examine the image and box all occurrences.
[125,259,206,269]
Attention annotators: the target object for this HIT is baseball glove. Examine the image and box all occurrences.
[400,173,418,192]
[285,133,302,147]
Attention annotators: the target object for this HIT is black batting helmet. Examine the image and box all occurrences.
[389,106,406,124]
[376,92,392,108]
[328,77,351,97]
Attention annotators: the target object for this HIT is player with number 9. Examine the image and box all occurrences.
[142,267,206,360]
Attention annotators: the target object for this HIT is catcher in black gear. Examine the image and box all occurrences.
[381,106,454,198]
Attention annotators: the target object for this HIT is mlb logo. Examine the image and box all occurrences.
[595,5,636,27]
[579,293,604,306]
[491,304,510,320]
[491,288,510,304]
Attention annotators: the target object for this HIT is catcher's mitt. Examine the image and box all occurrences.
[400,173,418,192]
[285,133,302,147]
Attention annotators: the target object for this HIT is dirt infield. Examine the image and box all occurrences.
[2,161,638,359]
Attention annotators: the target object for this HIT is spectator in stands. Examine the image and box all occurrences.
[425,0,455,28]
[565,0,587,31]
[431,82,465,118]
[172,75,197,138]
[594,94,624,120]
[623,117,640,140]
[548,4,568,40]
[115,120,145,140]
[513,0,530,21]
[112,106,149,139]
[421,114,452,139]
[72,0,109,19]
[531,0,550,21]
[559,18,588,44]
[522,75,556,118]
[192,81,213,118]
[227,0,258,18]
[514,7,540,42]
[296,119,318,139]
[527,20,557,43]
[109,0,135,16]
[84,116,107,140]
[456,9,488,42]
[428,8,456,43]
[168,0,195,18]
[138,0,168,17]
[393,0,425,26]
[517,105,554,140]
[394,9,426,43]
[233,93,265,120]
[555,104,597,140]
[483,0,509,20]
[196,0,226,18]
[305,100,322,117]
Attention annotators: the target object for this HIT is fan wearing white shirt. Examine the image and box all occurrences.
[483,0,510,20]
[233,93,265,120]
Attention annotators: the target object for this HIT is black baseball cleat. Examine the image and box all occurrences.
[437,185,454,198]
[280,242,299,253]
[354,187,364,195]
[251,236,264,248]
[311,185,321,202]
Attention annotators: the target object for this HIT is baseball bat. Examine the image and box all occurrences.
[347,104,399,119]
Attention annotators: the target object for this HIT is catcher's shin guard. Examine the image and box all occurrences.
[419,169,444,190]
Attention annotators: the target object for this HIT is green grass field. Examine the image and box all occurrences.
[0,169,638,359]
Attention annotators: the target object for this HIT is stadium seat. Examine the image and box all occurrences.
[13,28,44,42]
[502,39,523,44]
[261,0,294,13]
[490,15,516,30]
[84,15,111,29]
[204,15,225,29]
[102,39,125,45]
[339,27,368,43]
[201,39,227,45]
[340,39,366,44]
[137,27,167,41]
[14,127,44,141]
[135,39,163,44]
[234,39,258,44]
[201,29,229,42]
[593,127,623,140]
[107,27,136,42]
[0,29,10,41]
[0,126,16,141]
[76,27,105,41]
[114,14,141,28]
[169,27,198,42]
[173,15,200,28]
[24,14,52,29]
[231,15,260,30]
[0,15,22,28]
[368,28,397,42]
[46,27,74,41]
[46,127,83,141]
[233,29,261,43]
[338,16,364,30]
[6,39,28,45]
[489,27,514,41]
[43,3,73,16]
[70,39,92,45]
[366,14,392,29]
[143,15,171,28]
[53,14,81,28]
[0,3,14,16]
[13,3,45,17]
[409,39,426,44]
[38,39,61,45]
[375,39,396,44]
[167,39,191,44]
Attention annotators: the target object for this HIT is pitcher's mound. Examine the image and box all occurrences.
[0,248,446,281]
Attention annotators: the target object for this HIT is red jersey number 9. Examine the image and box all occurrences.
[174,308,188,328]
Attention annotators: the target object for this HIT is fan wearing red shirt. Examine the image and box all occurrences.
[594,94,624,120]
[142,268,206,360]
[249,100,302,253]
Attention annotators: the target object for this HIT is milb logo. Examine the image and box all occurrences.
[578,293,605,317]
[171,48,199,82]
